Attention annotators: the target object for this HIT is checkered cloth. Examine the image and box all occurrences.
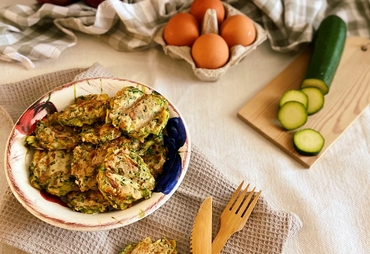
[0,0,369,69]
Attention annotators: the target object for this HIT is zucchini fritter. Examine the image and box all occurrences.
[106,86,145,125]
[57,94,109,127]
[108,87,170,141]
[120,237,177,254]
[80,122,122,145]
[29,150,79,196]
[70,137,137,192]
[97,147,155,210]
[137,135,167,178]
[71,143,103,192]
[66,190,112,214]
[26,112,80,150]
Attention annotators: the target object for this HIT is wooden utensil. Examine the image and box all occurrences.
[238,37,370,168]
[190,196,213,254]
[212,181,261,254]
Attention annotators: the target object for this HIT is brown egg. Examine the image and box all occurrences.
[190,0,225,25]
[191,33,229,69]
[220,14,257,48]
[163,12,200,47]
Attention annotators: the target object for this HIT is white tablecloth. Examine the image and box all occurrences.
[1,1,370,254]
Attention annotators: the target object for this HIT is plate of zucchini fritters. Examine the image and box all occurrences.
[5,78,191,231]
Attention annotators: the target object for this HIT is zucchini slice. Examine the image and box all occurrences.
[277,101,307,130]
[293,128,325,156]
[301,87,325,115]
[300,15,347,95]
[279,89,308,108]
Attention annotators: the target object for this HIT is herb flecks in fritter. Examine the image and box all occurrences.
[29,150,79,197]
[66,190,112,214]
[137,135,167,178]
[109,87,170,142]
[71,143,102,192]
[97,147,155,210]
[80,122,122,145]
[58,94,110,127]
[120,237,177,254]
[70,136,141,193]
[26,112,80,150]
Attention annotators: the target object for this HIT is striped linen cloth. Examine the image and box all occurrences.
[0,0,369,69]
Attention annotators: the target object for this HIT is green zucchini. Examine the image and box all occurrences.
[279,89,308,109]
[293,128,325,156]
[300,15,347,95]
[277,101,307,130]
[301,87,325,115]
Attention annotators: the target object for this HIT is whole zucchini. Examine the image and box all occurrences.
[300,15,347,95]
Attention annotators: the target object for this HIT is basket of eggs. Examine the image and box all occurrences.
[154,0,267,81]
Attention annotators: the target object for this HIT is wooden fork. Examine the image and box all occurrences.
[212,181,262,254]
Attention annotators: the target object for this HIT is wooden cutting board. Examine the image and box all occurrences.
[238,37,370,168]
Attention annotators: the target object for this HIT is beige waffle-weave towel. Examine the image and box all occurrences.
[0,63,302,253]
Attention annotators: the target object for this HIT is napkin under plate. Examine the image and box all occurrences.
[0,63,302,253]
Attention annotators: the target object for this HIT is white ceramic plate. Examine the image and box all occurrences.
[5,78,191,231]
